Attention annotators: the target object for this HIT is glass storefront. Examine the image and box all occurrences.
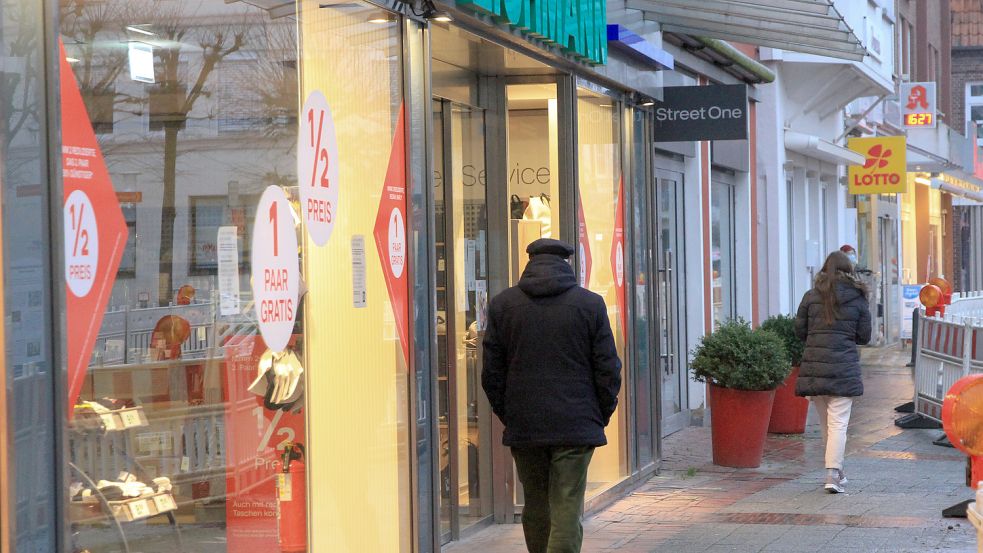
[3,3,682,550]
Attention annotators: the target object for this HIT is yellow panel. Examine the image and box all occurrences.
[299,2,411,551]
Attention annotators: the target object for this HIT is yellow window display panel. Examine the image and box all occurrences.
[299,2,412,551]
[576,88,629,494]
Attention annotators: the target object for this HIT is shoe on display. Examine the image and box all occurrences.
[824,468,846,494]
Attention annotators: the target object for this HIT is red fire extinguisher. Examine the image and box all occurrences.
[277,442,307,553]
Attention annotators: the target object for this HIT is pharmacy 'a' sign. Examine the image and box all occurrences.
[847,136,907,195]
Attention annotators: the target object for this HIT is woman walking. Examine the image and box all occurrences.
[794,251,872,493]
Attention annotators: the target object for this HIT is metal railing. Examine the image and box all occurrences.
[912,292,983,422]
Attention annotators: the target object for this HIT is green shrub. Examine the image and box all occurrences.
[759,314,804,367]
[692,318,791,391]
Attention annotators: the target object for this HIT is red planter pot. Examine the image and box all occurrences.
[709,383,775,468]
[768,367,809,434]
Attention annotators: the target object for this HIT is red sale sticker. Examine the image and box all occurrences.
[373,105,409,364]
[60,39,129,414]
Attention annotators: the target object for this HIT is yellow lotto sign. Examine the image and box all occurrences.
[848,136,907,194]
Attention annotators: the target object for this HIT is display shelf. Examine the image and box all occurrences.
[71,405,149,434]
[71,490,177,524]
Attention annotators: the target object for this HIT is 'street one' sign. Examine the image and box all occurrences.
[651,85,748,142]
[455,0,607,65]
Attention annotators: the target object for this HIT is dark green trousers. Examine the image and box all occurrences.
[511,446,595,553]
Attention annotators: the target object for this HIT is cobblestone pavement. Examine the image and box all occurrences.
[444,346,979,552]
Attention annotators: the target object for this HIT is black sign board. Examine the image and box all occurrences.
[652,84,748,142]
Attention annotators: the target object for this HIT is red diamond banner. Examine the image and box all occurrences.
[373,105,409,364]
[610,176,626,334]
[60,39,129,414]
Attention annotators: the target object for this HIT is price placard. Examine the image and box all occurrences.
[119,409,143,428]
[153,493,176,513]
[128,499,151,520]
[251,186,300,353]
[100,413,118,431]
[298,91,339,246]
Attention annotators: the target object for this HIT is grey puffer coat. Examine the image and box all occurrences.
[793,280,872,397]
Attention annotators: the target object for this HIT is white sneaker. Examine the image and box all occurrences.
[824,468,846,494]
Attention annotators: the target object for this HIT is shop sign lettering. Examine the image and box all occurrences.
[456,0,607,65]
[652,85,748,141]
[847,136,907,195]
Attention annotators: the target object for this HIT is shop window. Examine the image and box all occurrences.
[59,1,413,552]
[576,85,629,494]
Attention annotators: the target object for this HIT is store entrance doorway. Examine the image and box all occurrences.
[433,98,493,543]
[654,166,688,436]
[880,216,900,343]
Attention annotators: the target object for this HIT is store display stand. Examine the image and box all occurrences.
[69,406,185,553]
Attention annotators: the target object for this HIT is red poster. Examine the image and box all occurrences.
[610,177,626,334]
[577,199,592,288]
[222,335,306,549]
[373,105,409,364]
[59,39,129,414]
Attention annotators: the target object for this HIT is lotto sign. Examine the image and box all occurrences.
[577,200,592,288]
[847,136,907,195]
[60,40,129,414]
[609,177,626,333]
[251,186,299,353]
[373,105,410,363]
[298,91,339,246]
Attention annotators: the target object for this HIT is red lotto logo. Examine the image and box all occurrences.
[863,144,892,170]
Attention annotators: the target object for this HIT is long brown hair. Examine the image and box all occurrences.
[814,251,866,324]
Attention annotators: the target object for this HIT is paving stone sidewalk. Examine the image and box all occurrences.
[445,346,979,552]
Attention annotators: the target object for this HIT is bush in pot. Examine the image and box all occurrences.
[760,315,809,434]
[692,318,790,467]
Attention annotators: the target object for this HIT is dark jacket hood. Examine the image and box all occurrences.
[518,254,578,297]
[835,279,866,303]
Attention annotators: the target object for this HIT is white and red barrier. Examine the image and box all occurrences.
[914,293,983,422]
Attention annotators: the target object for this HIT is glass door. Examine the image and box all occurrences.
[433,98,492,542]
[880,216,900,343]
[654,168,688,436]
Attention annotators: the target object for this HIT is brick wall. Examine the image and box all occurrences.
[952,49,983,136]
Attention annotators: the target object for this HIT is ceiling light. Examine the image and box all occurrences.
[641,100,655,107]
[430,11,453,22]
[66,57,80,64]
[368,12,392,23]
[125,25,156,37]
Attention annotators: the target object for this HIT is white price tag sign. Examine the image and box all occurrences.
[119,409,142,428]
[100,413,118,431]
[298,90,339,246]
[128,499,151,520]
[153,493,176,513]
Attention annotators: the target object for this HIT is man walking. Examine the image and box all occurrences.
[482,238,622,553]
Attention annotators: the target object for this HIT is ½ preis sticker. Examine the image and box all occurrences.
[251,186,299,353]
[298,90,339,246]
[64,189,99,298]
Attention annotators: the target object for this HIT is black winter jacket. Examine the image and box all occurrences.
[481,254,622,447]
[794,279,872,397]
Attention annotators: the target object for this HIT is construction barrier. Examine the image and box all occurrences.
[913,292,983,422]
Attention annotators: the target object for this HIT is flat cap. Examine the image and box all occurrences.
[526,238,575,258]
